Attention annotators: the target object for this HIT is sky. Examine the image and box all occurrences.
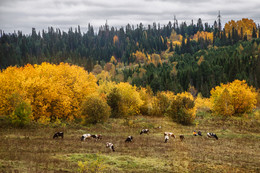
[0,0,260,34]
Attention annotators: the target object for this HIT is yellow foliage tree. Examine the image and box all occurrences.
[195,93,212,113]
[113,35,119,45]
[151,53,162,67]
[92,64,103,75]
[107,82,143,118]
[224,18,257,38]
[210,80,257,116]
[132,51,147,63]
[192,31,213,42]
[138,87,153,116]
[168,30,183,46]
[151,91,174,117]
[0,63,97,123]
[110,56,117,64]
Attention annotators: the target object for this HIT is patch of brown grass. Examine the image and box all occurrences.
[0,115,259,172]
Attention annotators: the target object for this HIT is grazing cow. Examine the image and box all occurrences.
[91,134,102,140]
[81,134,91,141]
[140,129,149,135]
[198,130,202,136]
[179,135,185,141]
[207,133,218,140]
[164,132,176,138]
[164,135,169,143]
[125,136,133,142]
[106,142,115,152]
[53,132,64,139]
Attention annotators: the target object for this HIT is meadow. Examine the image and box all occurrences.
[0,112,260,173]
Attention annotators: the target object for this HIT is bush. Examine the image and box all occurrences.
[81,94,111,124]
[9,99,32,127]
[107,83,143,118]
[77,154,107,173]
[107,88,122,118]
[210,80,257,116]
[150,91,174,117]
[166,92,195,125]
[195,93,212,113]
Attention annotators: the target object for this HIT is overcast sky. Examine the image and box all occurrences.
[0,0,260,34]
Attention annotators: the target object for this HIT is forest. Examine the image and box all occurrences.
[1,18,260,97]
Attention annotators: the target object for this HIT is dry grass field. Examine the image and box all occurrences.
[0,112,260,173]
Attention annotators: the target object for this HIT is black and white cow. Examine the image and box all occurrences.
[125,136,133,142]
[91,134,102,140]
[53,132,64,139]
[106,142,115,152]
[81,134,91,141]
[164,135,169,143]
[207,133,218,140]
[140,129,149,135]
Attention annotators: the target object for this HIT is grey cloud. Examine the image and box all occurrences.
[0,0,260,34]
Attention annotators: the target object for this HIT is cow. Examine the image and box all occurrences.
[140,129,149,135]
[53,132,64,139]
[164,135,169,143]
[207,133,218,140]
[91,134,102,140]
[125,136,133,142]
[106,142,115,152]
[164,132,176,138]
[81,134,91,141]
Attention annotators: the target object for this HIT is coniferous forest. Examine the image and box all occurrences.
[1,18,260,97]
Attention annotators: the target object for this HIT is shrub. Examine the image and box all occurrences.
[81,94,111,124]
[9,99,32,127]
[210,80,257,116]
[77,155,107,173]
[150,91,174,117]
[107,83,143,118]
[195,93,212,112]
[166,92,195,125]
[138,87,153,116]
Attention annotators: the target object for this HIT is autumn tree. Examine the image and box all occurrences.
[81,94,111,124]
[151,91,174,117]
[210,80,257,116]
[7,93,33,127]
[107,82,143,118]
[224,18,257,39]
[0,63,97,124]
[192,31,213,43]
[132,51,147,63]
[166,92,195,125]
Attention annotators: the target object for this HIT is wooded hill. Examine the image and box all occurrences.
[1,18,259,96]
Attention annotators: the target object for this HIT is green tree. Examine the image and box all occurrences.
[166,93,195,125]
[81,94,111,124]
[9,98,32,127]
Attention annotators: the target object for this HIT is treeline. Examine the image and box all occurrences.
[0,63,258,127]
[0,18,222,70]
[123,39,260,97]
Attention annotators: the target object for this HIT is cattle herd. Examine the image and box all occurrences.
[53,129,218,152]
